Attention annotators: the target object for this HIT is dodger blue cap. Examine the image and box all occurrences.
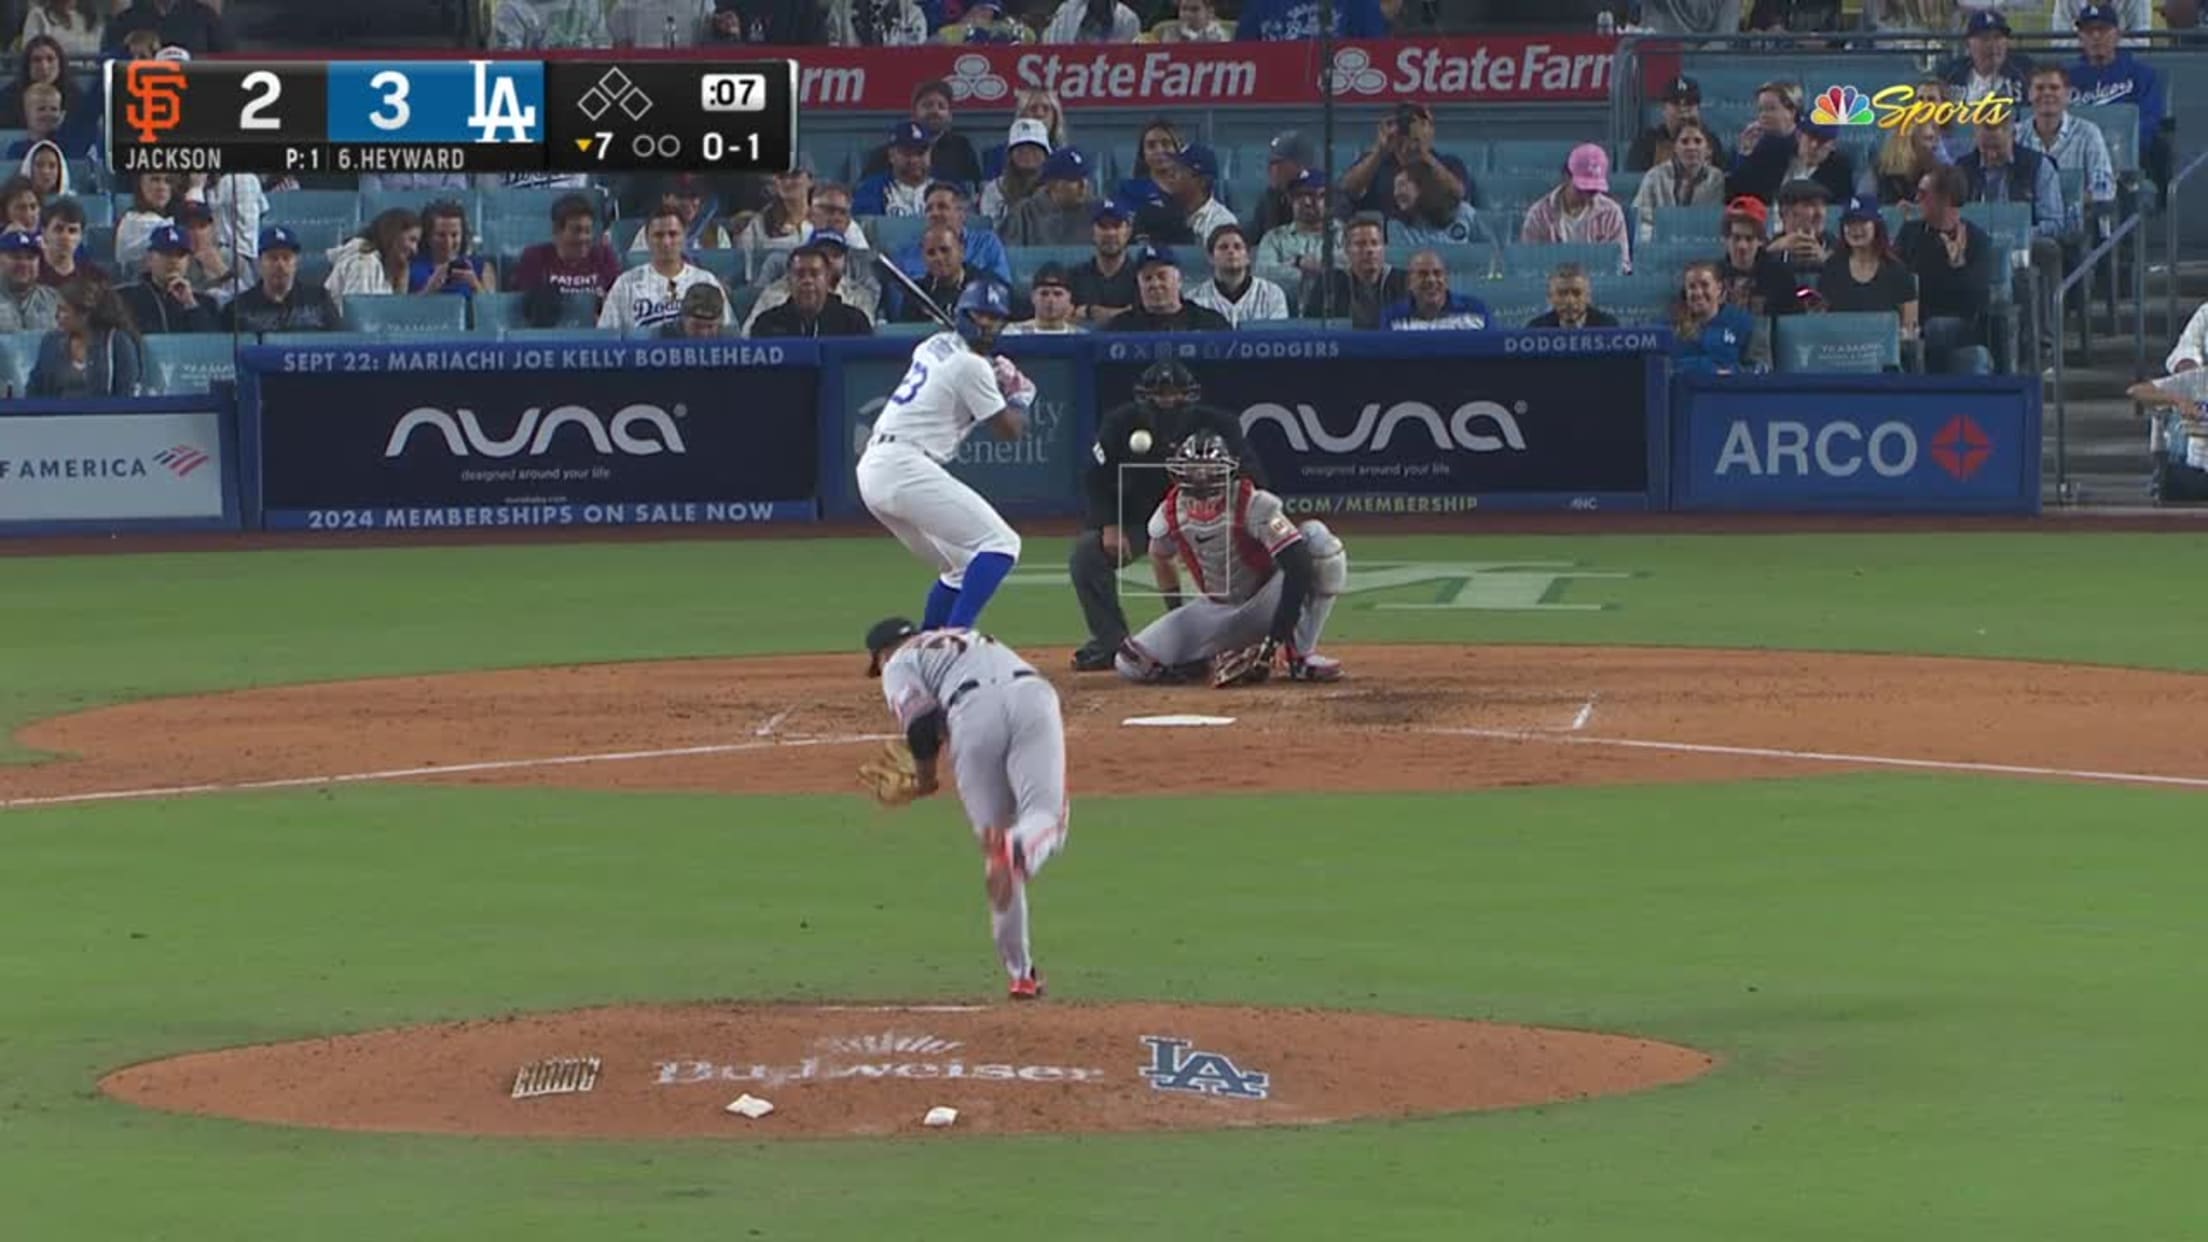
[1798,118,1837,141]
[1171,144,1219,181]
[891,120,932,149]
[258,224,300,253]
[808,227,849,250]
[1133,243,1177,269]
[1841,193,1881,223]
[1290,168,1328,193]
[1965,9,2011,33]
[1093,197,1133,222]
[0,228,39,254]
[147,223,191,253]
[1041,147,1089,182]
[2073,1,2120,23]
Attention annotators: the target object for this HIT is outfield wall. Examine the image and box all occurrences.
[0,330,2041,536]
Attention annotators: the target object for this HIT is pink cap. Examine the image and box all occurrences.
[1567,143,1610,193]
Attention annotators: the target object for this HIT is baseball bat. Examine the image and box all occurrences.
[873,253,958,332]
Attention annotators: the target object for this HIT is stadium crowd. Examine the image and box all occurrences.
[0,0,2197,394]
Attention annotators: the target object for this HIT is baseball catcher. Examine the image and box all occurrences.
[862,616,1067,1000]
[1067,359,1262,672]
[1115,433,1348,687]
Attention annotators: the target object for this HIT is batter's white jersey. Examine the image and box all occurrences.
[596,262,731,334]
[1148,480,1302,605]
[870,332,1008,463]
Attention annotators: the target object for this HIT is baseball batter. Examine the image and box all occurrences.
[856,280,1036,632]
[861,617,1067,999]
[1116,434,1349,687]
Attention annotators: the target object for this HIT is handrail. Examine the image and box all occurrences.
[2050,209,2146,500]
[2057,212,2142,303]
[2162,148,2208,367]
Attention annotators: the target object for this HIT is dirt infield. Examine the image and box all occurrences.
[99,1002,1715,1138]
[33,643,2208,1140]
[9,644,2208,805]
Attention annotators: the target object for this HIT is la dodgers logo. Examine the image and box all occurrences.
[1140,1036,1270,1100]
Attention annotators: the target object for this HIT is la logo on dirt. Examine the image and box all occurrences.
[1141,1036,1270,1100]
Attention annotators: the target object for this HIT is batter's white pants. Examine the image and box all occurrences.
[855,441,1022,589]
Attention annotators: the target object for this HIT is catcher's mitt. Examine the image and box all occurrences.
[1210,638,1280,689]
[858,740,925,806]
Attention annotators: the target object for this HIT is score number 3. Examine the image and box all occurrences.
[240,68,408,132]
[367,70,412,131]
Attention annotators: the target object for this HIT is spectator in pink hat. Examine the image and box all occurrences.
[1520,143,1630,273]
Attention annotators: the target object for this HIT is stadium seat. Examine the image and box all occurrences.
[2074,103,2138,174]
[76,195,113,227]
[359,188,477,228]
[343,294,469,336]
[0,331,32,397]
[65,158,103,195]
[500,326,623,342]
[1508,242,1623,277]
[261,331,386,348]
[1773,311,1901,374]
[1493,301,1550,328]
[867,214,928,254]
[296,251,335,290]
[877,321,934,338]
[1004,245,1094,283]
[480,185,610,235]
[141,334,240,396]
[265,189,363,254]
[0,128,25,154]
[1239,317,1316,332]
[1487,140,1584,175]
[728,284,760,326]
[692,248,746,288]
[1962,202,2032,248]
[471,289,597,332]
[84,224,114,262]
[1651,205,1722,242]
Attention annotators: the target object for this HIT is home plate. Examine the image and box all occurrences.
[1122,714,1238,727]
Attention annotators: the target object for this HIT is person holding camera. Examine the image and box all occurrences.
[1337,102,1473,219]
[117,223,219,334]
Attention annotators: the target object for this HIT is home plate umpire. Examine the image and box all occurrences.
[1067,359,1263,672]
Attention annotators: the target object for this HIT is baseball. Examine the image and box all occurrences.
[1129,429,1154,454]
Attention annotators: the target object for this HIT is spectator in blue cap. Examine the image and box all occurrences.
[1235,0,1387,42]
[1789,117,1856,207]
[1069,198,1138,325]
[859,79,983,191]
[1818,193,1919,337]
[0,227,60,333]
[854,121,941,217]
[224,226,343,334]
[2069,1,2169,198]
[1246,130,1312,239]
[1258,168,1342,279]
[118,222,219,334]
[892,181,1012,287]
[1003,148,1101,246]
[1942,10,2034,108]
[1102,244,1230,332]
[1154,143,1234,246]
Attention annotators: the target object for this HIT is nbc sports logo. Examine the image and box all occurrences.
[1811,85,1876,126]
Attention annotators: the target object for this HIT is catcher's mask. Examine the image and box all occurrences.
[1134,359,1199,413]
[864,616,919,677]
[1167,431,1236,499]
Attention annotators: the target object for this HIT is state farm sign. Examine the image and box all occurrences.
[776,35,1614,111]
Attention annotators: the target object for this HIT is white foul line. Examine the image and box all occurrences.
[0,733,896,812]
[1423,726,2208,791]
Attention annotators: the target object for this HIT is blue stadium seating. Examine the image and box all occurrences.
[1774,311,1902,374]
[358,188,477,229]
[2077,103,2139,174]
[1651,205,1724,242]
[265,189,363,254]
[500,326,622,342]
[262,331,385,348]
[470,289,598,332]
[141,334,240,396]
[343,294,469,336]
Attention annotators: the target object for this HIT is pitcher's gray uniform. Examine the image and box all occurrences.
[877,626,1066,995]
[1115,445,1348,682]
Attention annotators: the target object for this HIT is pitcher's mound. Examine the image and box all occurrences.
[101,1002,1715,1139]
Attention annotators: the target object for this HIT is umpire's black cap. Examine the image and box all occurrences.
[865,616,919,677]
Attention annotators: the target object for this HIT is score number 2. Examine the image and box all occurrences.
[238,68,409,132]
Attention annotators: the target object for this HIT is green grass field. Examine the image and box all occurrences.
[4,531,2205,1239]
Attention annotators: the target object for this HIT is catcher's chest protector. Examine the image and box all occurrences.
[1162,480,1288,605]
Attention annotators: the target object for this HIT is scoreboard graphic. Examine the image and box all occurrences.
[107,58,796,176]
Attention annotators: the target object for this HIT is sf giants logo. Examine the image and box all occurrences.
[124,61,188,144]
[1139,1036,1269,1100]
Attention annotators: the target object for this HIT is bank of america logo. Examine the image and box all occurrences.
[154,444,209,477]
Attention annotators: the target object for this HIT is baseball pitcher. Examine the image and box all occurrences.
[1068,359,1262,672]
[856,280,1037,632]
[859,617,1067,1000]
[1115,434,1348,687]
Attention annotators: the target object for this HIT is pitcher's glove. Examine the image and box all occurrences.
[1211,638,1280,689]
[858,740,926,806]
